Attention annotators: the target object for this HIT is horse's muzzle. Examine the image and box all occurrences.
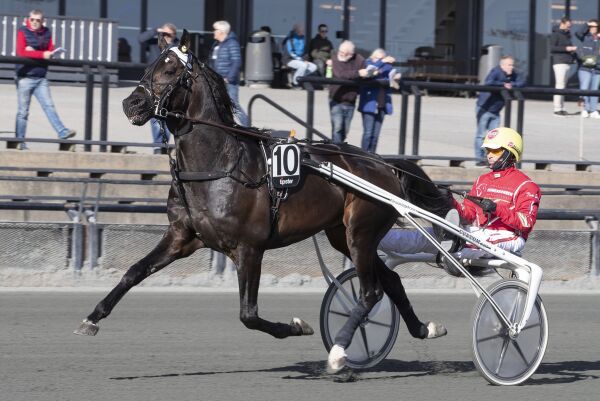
[122,88,153,126]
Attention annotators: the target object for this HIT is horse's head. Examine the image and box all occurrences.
[123,30,196,126]
[123,29,235,127]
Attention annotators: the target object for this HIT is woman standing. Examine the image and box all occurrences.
[575,19,600,118]
[358,48,396,153]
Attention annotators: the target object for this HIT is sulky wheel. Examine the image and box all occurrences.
[471,279,548,385]
[319,268,401,369]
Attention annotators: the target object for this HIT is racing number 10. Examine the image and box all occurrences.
[273,144,299,177]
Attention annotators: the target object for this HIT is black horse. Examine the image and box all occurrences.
[74,30,451,371]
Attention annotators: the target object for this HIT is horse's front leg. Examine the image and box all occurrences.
[73,224,202,336]
[234,245,313,339]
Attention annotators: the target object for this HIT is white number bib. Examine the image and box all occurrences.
[271,144,301,188]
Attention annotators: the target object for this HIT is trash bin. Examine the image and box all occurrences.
[245,30,273,87]
[478,44,503,83]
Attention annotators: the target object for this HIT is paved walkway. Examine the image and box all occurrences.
[0,82,599,164]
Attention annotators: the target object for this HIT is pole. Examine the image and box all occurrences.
[83,65,94,152]
[410,85,421,155]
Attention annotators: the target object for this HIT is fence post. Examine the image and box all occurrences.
[501,89,512,127]
[98,65,110,152]
[410,85,421,155]
[515,90,525,136]
[399,90,409,155]
[304,82,315,141]
[85,209,98,269]
[587,217,600,276]
[83,65,94,152]
[66,209,84,270]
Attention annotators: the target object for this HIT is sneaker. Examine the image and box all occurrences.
[553,110,568,117]
[17,143,29,151]
[590,111,600,119]
[59,129,76,139]
[581,110,590,118]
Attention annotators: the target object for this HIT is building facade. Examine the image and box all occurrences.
[2,0,599,85]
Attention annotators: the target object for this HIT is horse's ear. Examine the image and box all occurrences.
[179,29,191,54]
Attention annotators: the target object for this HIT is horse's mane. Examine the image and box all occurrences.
[195,59,236,125]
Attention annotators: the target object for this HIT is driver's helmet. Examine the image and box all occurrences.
[481,127,523,162]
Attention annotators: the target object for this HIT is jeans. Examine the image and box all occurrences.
[226,83,249,126]
[15,77,70,139]
[286,59,317,86]
[475,105,500,159]
[330,102,355,144]
[150,118,171,147]
[361,110,385,153]
[578,69,600,112]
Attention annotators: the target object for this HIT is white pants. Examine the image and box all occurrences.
[379,226,525,259]
[553,63,576,112]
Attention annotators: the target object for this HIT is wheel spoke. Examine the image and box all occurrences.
[521,322,542,331]
[365,318,393,328]
[329,310,350,318]
[359,325,371,357]
[494,337,510,375]
[350,279,359,303]
[477,333,504,343]
[511,339,531,367]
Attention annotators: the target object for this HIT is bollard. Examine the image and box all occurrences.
[84,209,98,269]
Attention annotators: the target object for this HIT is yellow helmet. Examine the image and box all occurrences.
[481,127,523,162]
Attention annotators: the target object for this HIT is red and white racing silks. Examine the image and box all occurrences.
[454,166,541,252]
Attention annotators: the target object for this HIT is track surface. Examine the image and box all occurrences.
[1,291,599,401]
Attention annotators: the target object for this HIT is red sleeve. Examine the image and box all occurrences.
[494,182,541,236]
[16,29,52,58]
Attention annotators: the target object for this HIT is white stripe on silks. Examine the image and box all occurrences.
[512,180,532,203]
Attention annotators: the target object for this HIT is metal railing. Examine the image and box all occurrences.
[298,76,600,156]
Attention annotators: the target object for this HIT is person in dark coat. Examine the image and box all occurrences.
[308,24,333,76]
[139,23,178,153]
[210,20,249,126]
[550,17,577,116]
[475,55,525,162]
[328,40,365,144]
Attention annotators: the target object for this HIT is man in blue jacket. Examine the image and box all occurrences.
[210,20,249,126]
[475,55,525,163]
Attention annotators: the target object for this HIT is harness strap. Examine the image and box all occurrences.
[178,171,230,181]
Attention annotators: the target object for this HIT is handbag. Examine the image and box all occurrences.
[581,54,597,67]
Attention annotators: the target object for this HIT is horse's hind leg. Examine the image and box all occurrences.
[233,245,313,338]
[373,257,447,339]
[73,224,202,336]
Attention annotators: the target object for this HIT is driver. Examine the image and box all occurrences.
[379,127,541,262]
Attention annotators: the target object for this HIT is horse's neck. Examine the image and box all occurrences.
[176,125,238,171]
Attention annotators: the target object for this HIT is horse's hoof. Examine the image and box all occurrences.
[73,319,99,336]
[426,321,447,339]
[291,317,314,335]
[327,344,347,374]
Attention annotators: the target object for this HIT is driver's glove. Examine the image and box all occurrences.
[479,198,497,213]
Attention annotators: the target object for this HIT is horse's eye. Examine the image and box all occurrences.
[164,69,176,76]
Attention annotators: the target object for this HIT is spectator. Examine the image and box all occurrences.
[210,20,249,126]
[550,17,578,117]
[328,40,365,144]
[574,19,600,118]
[475,55,525,163]
[14,9,76,150]
[139,23,178,154]
[309,24,333,76]
[117,37,132,62]
[357,48,396,153]
[282,24,317,87]
[380,128,540,265]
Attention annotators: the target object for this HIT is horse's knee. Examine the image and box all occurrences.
[362,287,383,310]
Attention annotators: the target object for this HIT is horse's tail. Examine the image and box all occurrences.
[389,159,453,218]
